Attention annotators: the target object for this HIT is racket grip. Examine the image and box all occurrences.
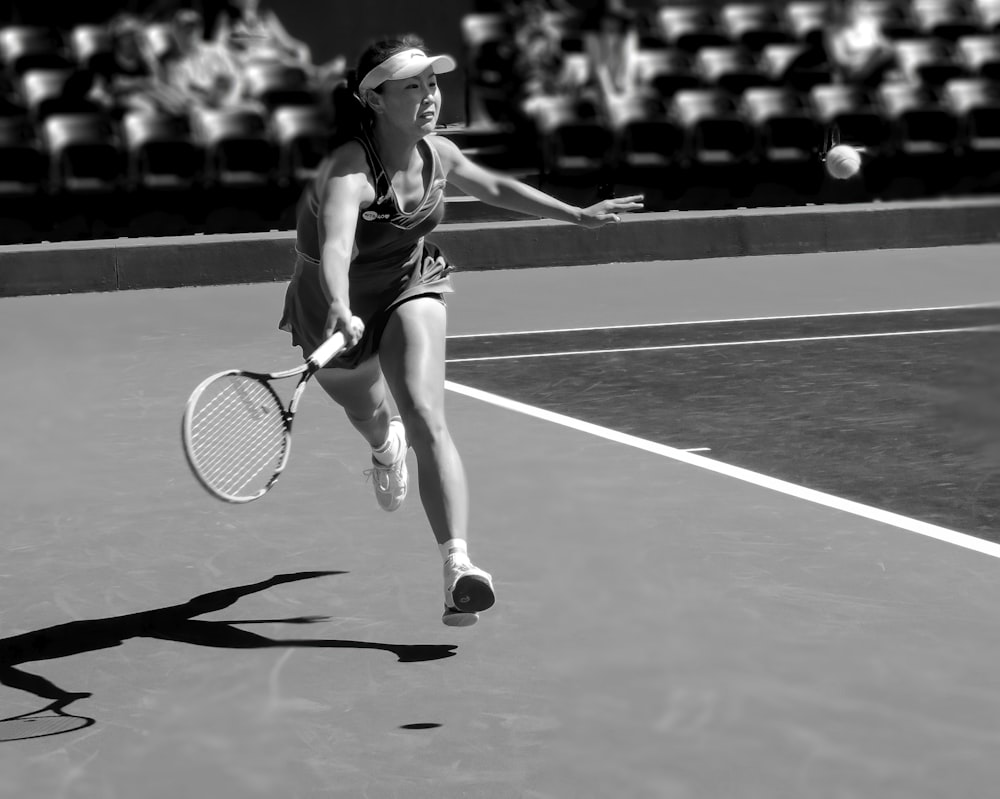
[307,332,347,369]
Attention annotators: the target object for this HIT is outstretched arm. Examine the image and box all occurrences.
[433,137,643,228]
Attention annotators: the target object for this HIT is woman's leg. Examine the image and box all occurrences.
[313,356,393,449]
[378,297,494,624]
[377,297,466,546]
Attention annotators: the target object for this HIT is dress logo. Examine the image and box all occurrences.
[362,210,391,222]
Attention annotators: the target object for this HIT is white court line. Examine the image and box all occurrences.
[446,303,1000,340]
[445,325,1000,364]
[445,381,1000,560]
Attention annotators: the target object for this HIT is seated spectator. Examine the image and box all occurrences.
[210,0,313,68]
[86,14,188,117]
[825,0,898,86]
[579,0,641,104]
[168,9,247,110]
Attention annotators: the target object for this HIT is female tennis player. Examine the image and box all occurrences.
[279,34,643,627]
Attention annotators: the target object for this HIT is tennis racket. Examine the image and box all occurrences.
[181,332,350,503]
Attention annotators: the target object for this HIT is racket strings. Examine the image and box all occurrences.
[189,376,288,498]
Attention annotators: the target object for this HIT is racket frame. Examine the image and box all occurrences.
[181,332,347,503]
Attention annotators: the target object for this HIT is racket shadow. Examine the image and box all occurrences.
[0,571,458,741]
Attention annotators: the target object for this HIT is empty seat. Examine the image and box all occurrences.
[606,93,684,168]
[655,6,730,52]
[910,0,981,40]
[760,42,834,90]
[810,83,892,151]
[941,76,1000,149]
[631,48,701,97]
[956,34,1000,77]
[242,62,316,111]
[852,0,919,39]
[41,112,122,192]
[461,13,518,125]
[0,113,46,195]
[695,46,772,93]
[893,38,967,86]
[784,0,835,46]
[741,85,822,161]
[19,68,100,121]
[270,104,332,185]
[121,111,201,190]
[193,107,275,186]
[530,94,615,175]
[68,24,114,73]
[0,26,72,75]
[670,88,756,164]
[973,0,1000,30]
[877,80,961,153]
[719,2,794,51]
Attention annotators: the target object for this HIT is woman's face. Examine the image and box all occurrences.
[373,66,442,134]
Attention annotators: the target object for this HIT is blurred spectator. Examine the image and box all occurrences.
[514,1,572,101]
[825,0,898,86]
[209,0,346,100]
[87,14,188,117]
[579,0,641,103]
[168,9,247,110]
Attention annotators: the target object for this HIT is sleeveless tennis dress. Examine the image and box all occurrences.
[279,132,454,368]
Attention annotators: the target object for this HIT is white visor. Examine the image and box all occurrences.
[358,48,457,93]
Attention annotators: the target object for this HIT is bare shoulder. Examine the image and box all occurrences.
[427,134,464,172]
[319,140,375,205]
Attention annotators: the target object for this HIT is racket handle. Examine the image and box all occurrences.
[307,332,347,370]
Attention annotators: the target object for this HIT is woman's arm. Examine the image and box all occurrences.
[318,147,374,344]
[433,136,642,227]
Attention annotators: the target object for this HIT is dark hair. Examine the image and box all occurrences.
[332,34,428,144]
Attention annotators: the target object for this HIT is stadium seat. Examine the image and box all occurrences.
[694,46,772,94]
[809,83,893,153]
[193,107,275,187]
[892,38,967,87]
[242,62,316,111]
[461,13,518,126]
[655,6,730,53]
[530,94,615,177]
[741,85,822,162]
[121,111,201,190]
[719,2,794,51]
[68,24,113,73]
[0,26,72,76]
[19,68,100,121]
[270,104,332,185]
[41,112,122,193]
[956,34,1000,77]
[877,80,961,154]
[910,0,981,40]
[760,42,834,91]
[972,0,1000,31]
[853,0,919,39]
[670,88,756,164]
[941,76,1000,150]
[0,112,46,195]
[631,48,701,98]
[605,92,684,169]
[784,0,835,46]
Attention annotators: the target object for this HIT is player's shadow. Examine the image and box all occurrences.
[0,571,456,741]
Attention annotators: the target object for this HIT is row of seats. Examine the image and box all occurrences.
[532,77,1000,175]
[0,103,332,197]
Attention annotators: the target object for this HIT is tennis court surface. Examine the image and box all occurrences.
[1,244,999,798]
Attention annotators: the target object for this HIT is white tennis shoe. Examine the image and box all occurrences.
[442,556,495,626]
[365,417,408,512]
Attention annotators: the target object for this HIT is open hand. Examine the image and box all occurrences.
[577,194,645,228]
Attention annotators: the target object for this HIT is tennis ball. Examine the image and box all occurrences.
[825,144,862,180]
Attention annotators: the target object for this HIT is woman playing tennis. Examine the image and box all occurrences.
[279,34,643,627]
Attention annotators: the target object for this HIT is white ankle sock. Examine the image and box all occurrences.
[372,422,402,466]
[439,538,469,564]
